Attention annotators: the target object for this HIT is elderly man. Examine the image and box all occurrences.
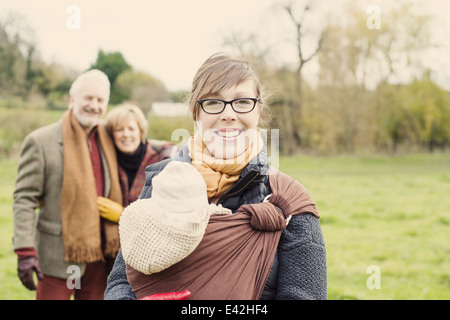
[13,69,122,300]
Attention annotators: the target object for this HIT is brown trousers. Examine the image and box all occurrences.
[36,260,111,300]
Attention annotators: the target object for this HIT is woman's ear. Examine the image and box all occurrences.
[256,103,263,120]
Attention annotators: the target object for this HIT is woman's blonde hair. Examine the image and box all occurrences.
[104,103,148,142]
[188,53,271,128]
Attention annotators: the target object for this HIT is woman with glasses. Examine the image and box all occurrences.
[104,53,327,300]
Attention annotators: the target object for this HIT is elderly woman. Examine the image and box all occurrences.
[97,104,174,222]
[104,53,327,300]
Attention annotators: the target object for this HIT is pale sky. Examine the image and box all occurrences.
[0,0,449,92]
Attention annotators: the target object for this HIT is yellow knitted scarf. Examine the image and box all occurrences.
[187,131,264,198]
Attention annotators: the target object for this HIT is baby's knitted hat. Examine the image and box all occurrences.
[119,161,230,275]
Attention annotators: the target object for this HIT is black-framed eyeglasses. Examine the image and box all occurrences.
[198,98,259,114]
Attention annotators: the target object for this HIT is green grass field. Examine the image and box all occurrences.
[1,153,449,300]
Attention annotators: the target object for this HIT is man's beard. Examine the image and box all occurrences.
[72,106,102,129]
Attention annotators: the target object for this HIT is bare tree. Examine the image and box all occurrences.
[281,0,326,154]
[0,12,36,97]
[221,1,327,155]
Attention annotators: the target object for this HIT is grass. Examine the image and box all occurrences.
[0,159,35,300]
[279,153,450,300]
[1,153,449,300]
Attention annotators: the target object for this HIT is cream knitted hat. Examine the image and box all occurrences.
[119,161,231,275]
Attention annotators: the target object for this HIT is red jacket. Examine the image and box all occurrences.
[119,140,174,206]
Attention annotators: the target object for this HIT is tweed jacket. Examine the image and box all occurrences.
[13,119,114,279]
[105,145,327,300]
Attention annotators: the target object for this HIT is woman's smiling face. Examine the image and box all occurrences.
[112,118,142,155]
[197,79,261,160]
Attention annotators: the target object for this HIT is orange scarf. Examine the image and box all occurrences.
[187,131,264,198]
[60,109,122,263]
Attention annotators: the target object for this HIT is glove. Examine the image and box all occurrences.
[17,256,44,290]
[97,196,124,223]
[139,290,191,300]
